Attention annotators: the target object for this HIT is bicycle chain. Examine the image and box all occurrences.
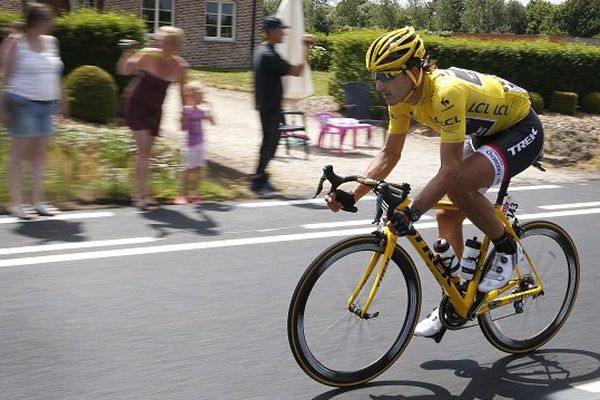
[457,311,520,330]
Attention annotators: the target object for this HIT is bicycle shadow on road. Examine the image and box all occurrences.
[311,348,600,400]
[13,219,86,243]
[141,207,219,238]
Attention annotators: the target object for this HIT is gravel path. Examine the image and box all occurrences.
[160,84,600,199]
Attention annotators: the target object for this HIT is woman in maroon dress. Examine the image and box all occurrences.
[117,26,188,210]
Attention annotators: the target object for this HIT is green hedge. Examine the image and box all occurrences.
[329,29,600,110]
[309,32,333,71]
[529,92,545,113]
[308,45,330,71]
[329,30,383,107]
[54,9,147,91]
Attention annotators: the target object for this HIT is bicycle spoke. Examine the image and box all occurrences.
[288,235,420,386]
[478,221,579,353]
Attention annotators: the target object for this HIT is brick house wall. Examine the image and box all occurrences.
[103,0,263,69]
[2,0,263,68]
[2,0,24,12]
[2,0,71,12]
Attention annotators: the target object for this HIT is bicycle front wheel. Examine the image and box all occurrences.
[478,220,580,353]
[287,234,421,387]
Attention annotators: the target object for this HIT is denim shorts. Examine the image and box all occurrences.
[5,92,56,137]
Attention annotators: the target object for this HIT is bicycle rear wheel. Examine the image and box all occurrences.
[287,234,421,387]
[478,220,580,353]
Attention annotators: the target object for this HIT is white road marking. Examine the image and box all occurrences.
[0,228,375,268]
[0,211,115,225]
[575,379,600,393]
[489,184,561,192]
[302,215,434,230]
[238,195,372,208]
[239,185,561,208]
[539,201,600,210]
[0,237,158,256]
[518,208,600,220]
[1,201,598,268]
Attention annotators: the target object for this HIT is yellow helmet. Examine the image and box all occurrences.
[365,26,425,72]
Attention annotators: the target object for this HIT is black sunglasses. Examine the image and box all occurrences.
[372,70,405,82]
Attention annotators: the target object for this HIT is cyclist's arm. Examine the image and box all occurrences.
[352,132,407,202]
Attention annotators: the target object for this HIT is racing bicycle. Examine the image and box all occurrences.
[287,165,580,387]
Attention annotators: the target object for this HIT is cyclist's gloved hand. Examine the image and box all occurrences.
[389,206,420,236]
[325,189,357,213]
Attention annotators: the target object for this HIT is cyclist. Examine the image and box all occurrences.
[325,26,544,338]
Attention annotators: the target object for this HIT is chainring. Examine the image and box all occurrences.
[439,295,469,330]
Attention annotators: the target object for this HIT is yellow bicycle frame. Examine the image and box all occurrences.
[347,198,545,320]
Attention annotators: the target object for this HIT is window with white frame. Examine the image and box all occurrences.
[142,0,174,32]
[205,1,235,40]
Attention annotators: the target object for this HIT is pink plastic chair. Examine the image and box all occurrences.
[315,112,340,149]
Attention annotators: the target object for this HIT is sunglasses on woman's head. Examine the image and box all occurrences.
[372,70,405,82]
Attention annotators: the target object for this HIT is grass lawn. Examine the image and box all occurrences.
[0,124,248,211]
[189,68,330,97]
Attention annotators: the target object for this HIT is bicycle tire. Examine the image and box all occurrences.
[287,234,421,387]
[478,220,580,353]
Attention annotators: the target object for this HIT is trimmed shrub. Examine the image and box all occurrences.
[53,9,146,91]
[551,91,578,116]
[308,45,330,71]
[65,65,118,124]
[328,29,600,108]
[529,92,545,114]
[581,92,600,114]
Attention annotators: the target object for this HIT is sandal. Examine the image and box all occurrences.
[190,195,204,205]
[174,196,188,205]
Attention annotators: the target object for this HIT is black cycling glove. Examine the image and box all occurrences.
[334,189,357,213]
[390,206,420,236]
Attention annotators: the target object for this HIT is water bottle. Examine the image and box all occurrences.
[433,238,461,284]
[461,237,482,281]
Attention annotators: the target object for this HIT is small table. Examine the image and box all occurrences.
[320,117,373,153]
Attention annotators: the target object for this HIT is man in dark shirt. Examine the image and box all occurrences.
[251,16,310,196]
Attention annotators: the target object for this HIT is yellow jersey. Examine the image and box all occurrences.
[388,67,531,143]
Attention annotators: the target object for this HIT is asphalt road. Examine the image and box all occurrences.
[1,181,600,400]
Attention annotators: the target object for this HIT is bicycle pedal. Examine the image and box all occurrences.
[432,327,447,343]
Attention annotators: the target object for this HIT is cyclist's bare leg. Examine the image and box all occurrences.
[436,209,466,258]
[446,153,504,241]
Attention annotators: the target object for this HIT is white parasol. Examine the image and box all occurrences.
[276,0,314,99]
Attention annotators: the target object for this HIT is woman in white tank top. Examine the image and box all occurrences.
[0,3,64,220]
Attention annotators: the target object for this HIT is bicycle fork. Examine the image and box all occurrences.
[346,231,397,319]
